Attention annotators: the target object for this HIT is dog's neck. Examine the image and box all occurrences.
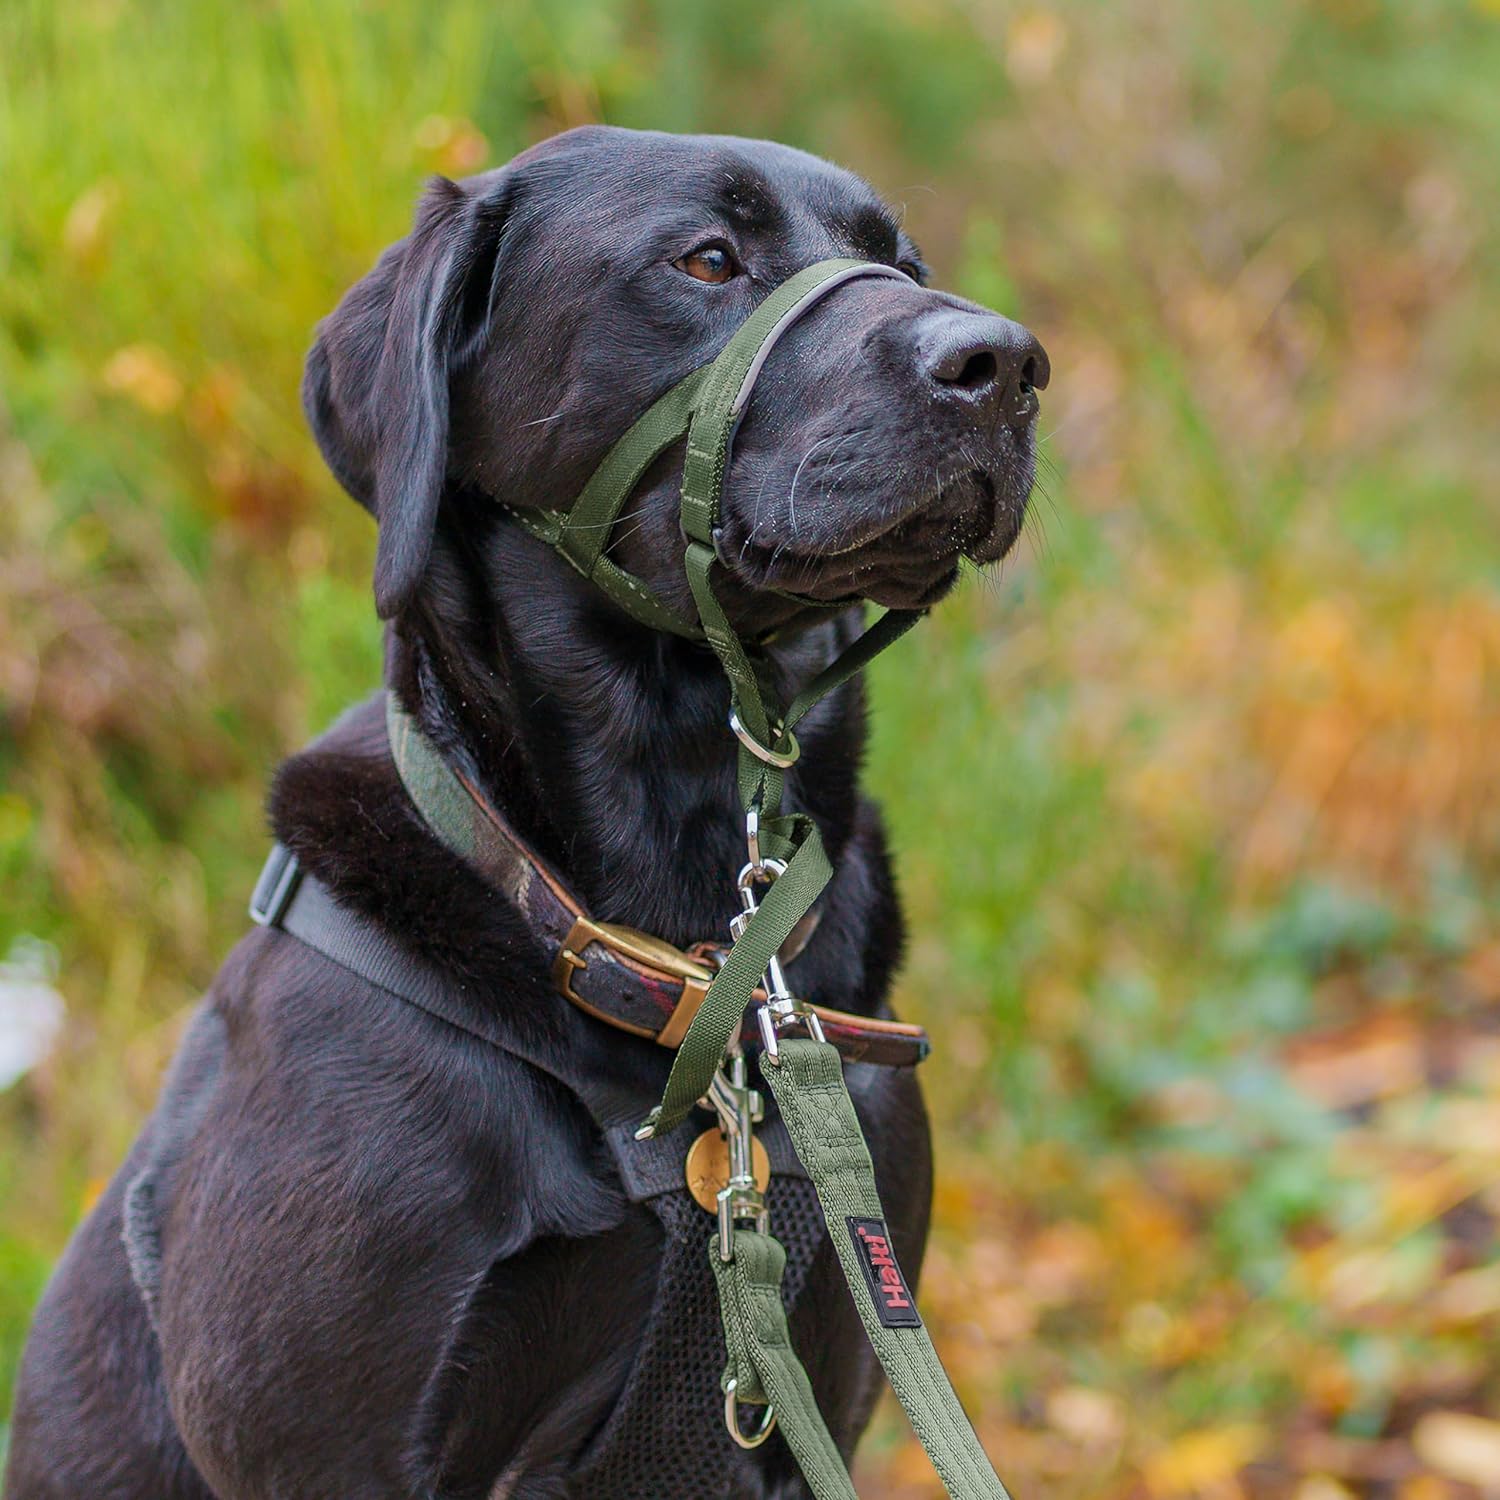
[385,510,867,948]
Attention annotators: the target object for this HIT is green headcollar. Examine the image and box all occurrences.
[507,258,929,1136]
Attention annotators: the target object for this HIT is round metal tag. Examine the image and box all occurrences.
[684,1128,771,1213]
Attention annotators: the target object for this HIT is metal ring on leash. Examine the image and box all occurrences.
[729,709,800,769]
[736,857,788,896]
[724,1381,777,1448]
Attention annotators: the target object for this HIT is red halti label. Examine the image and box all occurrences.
[846,1217,922,1328]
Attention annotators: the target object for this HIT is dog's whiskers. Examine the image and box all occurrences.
[785,432,841,534]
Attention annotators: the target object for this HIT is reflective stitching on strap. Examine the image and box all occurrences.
[727,263,907,418]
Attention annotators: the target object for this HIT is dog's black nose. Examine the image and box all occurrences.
[919,312,1050,428]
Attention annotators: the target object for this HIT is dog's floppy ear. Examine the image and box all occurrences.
[303,172,511,618]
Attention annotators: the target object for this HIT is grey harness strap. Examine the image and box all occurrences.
[245,846,831,1492]
[250,843,810,1189]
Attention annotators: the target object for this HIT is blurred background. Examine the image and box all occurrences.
[3,0,1499,1493]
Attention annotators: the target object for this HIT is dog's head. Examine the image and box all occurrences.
[304,126,1048,627]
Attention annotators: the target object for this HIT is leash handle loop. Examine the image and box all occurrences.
[761,1040,1015,1500]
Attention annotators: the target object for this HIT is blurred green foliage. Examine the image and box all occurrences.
[3,0,1500,1493]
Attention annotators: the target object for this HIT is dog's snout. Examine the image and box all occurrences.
[919,312,1049,428]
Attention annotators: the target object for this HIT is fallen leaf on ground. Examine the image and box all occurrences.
[1144,1424,1264,1496]
[1047,1385,1125,1448]
[1412,1412,1500,1487]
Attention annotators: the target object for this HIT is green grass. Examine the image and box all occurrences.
[4,1,1500,1493]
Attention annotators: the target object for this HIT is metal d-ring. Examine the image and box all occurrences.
[724,1380,777,1448]
[729,709,800,769]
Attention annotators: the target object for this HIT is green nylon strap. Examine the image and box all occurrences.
[499,362,711,639]
[644,594,924,1135]
[642,813,830,1137]
[621,262,925,1137]
[642,541,924,1135]
[679,259,877,550]
[711,1231,860,1500]
[782,605,925,735]
[555,366,707,580]
[760,1040,1014,1500]
[724,602,923,821]
[387,694,488,861]
[675,259,911,762]
[508,260,901,645]
[505,505,702,639]
[686,538,776,746]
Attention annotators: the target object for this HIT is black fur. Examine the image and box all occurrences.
[5,126,1045,1498]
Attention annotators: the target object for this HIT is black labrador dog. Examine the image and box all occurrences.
[5,126,1045,1499]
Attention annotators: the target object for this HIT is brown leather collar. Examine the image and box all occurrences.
[387,700,930,1070]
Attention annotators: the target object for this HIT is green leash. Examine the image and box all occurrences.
[494,257,1013,1496]
[760,1041,1011,1498]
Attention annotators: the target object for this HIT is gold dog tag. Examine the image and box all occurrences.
[684,1128,771,1213]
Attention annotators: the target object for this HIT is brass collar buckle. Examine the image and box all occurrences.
[552,913,714,1009]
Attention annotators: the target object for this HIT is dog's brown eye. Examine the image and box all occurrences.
[676,244,738,284]
[896,259,923,282]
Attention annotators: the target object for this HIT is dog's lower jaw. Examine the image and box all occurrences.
[712,464,1033,614]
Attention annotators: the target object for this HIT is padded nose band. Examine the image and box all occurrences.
[728,262,908,418]
[508,257,919,643]
[679,260,913,559]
